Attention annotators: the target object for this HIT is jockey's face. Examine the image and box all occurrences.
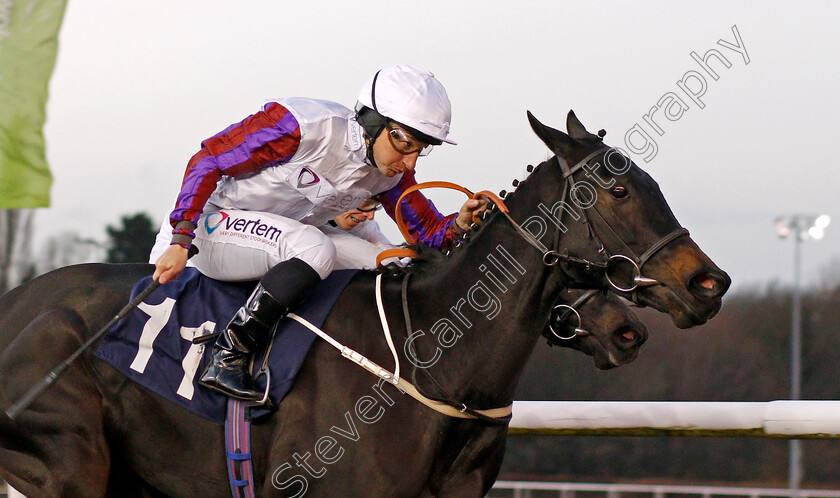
[332,199,380,230]
[371,126,425,177]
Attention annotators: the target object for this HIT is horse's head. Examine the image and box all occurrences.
[524,111,730,328]
[543,288,647,369]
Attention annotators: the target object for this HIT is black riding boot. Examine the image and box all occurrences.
[198,258,321,402]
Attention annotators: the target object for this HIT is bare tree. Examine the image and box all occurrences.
[36,231,106,276]
[0,210,35,294]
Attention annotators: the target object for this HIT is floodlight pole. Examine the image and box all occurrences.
[789,229,802,495]
[775,213,829,496]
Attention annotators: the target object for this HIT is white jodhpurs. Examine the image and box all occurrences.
[150,211,336,281]
[318,225,394,270]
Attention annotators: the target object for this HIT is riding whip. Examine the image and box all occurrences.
[5,279,161,419]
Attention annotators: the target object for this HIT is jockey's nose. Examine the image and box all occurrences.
[402,153,419,171]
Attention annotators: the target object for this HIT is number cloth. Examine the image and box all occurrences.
[95,268,359,424]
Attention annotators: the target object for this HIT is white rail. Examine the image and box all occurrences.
[508,400,840,438]
[490,481,840,498]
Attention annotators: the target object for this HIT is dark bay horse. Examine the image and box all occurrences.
[0,111,727,497]
[0,267,647,498]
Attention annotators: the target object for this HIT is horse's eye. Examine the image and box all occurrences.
[611,186,628,199]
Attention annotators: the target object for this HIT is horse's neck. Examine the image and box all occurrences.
[404,184,562,407]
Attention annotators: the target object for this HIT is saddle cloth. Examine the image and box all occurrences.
[95,267,359,424]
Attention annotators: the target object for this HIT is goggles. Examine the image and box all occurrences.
[356,199,383,213]
[386,122,434,157]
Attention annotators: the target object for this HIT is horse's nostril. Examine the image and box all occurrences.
[697,275,717,290]
[689,271,729,299]
[614,326,639,349]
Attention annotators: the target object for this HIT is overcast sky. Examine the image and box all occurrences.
[36,0,840,292]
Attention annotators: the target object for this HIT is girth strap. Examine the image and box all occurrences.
[225,399,256,498]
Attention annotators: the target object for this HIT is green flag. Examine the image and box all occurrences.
[0,0,67,208]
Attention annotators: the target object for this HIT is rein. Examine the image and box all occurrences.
[388,181,612,285]
[357,150,691,422]
[392,181,508,244]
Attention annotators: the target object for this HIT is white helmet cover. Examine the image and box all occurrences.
[356,64,456,145]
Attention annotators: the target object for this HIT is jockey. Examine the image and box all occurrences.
[151,64,485,402]
[149,198,396,273]
[319,197,401,271]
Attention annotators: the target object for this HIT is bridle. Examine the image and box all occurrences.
[543,288,601,343]
[494,146,690,298]
[379,146,690,423]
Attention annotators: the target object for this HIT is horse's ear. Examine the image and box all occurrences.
[527,111,577,157]
[567,110,597,141]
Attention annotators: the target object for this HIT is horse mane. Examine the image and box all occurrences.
[380,130,606,278]
[379,157,558,278]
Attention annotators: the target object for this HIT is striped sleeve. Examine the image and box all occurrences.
[168,102,301,235]
[379,170,457,250]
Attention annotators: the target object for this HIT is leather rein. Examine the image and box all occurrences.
[365,149,689,423]
[384,147,689,297]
